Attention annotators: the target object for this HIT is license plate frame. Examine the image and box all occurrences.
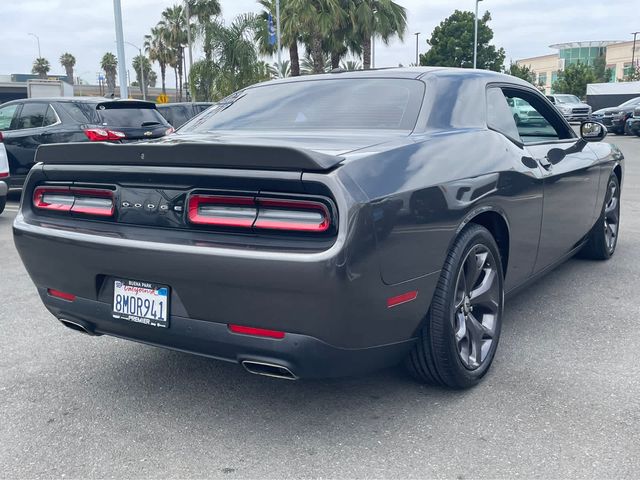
[112,278,170,328]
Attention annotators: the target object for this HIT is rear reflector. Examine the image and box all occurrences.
[84,128,126,142]
[228,324,286,339]
[387,291,418,308]
[0,172,8,179]
[33,186,115,217]
[47,289,77,301]
[187,194,332,233]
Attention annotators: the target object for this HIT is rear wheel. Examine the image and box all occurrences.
[580,174,620,260]
[406,224,504,388]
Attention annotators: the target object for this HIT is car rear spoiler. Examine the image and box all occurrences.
[35,142,344,172]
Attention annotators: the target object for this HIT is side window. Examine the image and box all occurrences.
[486,88,520,141]
[42,105,59,127]
[0,104,19,130]
[506,94,560,142]
[16,103,48,130]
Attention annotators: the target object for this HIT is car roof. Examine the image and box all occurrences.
[2,97,157,105]
[252,66,531,89]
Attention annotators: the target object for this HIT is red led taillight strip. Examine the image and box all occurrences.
[228,324,286,339]
[33,186,115,217]
[187,194,332,233]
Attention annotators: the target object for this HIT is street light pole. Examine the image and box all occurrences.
[275,0,282,69]
[414,32,420,65]
[113,0,129,99]
[632,31,639,70]
[473,0,483,69]
[185,1,193,73]
[124,41,145,101]
[28,33,41,58]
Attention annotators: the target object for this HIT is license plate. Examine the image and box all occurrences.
[112,279,169,328]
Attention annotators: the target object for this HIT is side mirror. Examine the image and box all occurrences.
[580,121,607,142]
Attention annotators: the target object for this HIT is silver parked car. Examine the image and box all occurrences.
[547,94,592,122]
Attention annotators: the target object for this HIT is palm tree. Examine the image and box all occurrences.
[256,0,304,77]
[300,51,331,74]
[145,25,172,94]
[271,60,291,78]
[160,5,188,100]
[100,52,118,96]
[59,53,76,84]
[350,0,407,69]
[32,57,51,78]
[132,54,152,98]
[188,0,221,62]
[340,59,362,70]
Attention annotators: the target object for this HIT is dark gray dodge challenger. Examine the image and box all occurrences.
[13,68,623,388]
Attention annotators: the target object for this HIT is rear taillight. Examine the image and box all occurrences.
[187,194,332,233]
[33,186,115,217]
[84,128,126,142]
[47,288,76,302]
[166,126,175,135]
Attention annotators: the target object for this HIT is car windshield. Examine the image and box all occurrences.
[555,95,581,104]
[180,78,425,133]
[618,97,640,108]
[97,107,166,127]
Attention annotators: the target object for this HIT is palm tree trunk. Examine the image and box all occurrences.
[311,34,324,74]
[331,51,341,70]
[174,68,178,102]
[363,37,371,70]
[289,43,300,77]
[177,52,183,101]
[160,63,166,94]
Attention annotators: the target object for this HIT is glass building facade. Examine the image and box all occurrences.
[558,46,607,66]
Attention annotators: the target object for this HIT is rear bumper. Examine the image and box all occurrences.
[14,212,439,378]
[42,288,415,379]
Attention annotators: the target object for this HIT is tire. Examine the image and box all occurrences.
[0,197,5,215]
[580,173,620,260]
[406,224,504,389]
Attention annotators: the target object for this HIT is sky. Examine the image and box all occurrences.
[1,0,638,87]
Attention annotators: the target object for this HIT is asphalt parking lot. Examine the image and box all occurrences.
[1,134,639,479]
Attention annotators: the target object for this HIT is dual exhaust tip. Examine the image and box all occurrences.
[59,318,297,380]
[241,360,297,380]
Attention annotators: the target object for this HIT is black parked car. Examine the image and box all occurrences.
[14,68,623,388]
[0,139,8,214]
[592,96,640,135]
[626,107,640,136]
[0,98,172,188]
[156,102,213,128]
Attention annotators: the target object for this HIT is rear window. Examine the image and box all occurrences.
[181,78,425,132]
[97,106,167,127]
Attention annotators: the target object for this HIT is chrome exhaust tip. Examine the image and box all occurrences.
[241,360,297,380]
[58,318,97,336]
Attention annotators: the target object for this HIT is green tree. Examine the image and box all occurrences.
[59,53,76,84]
[551,62,595,97]
[145,25,172,94]
[32,57,51,78]
[592,55,613,83]
[189,59,218,101]
[132,54,152,98]
[506,62,536,84]
[350,0,407,70]
[100,52,118,96]
[159,5,189,100]
[256,0,303,77]
[340,59,362,70]
[419,10,505,71]
[188,0,222,62]
[623,65,640,82]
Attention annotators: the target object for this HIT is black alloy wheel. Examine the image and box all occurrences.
[406,224,504,388]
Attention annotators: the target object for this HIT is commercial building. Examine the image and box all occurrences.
[516,40,640,94]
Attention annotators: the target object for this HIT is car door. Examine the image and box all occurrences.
[2,102,59,187]
[502,87,600,272]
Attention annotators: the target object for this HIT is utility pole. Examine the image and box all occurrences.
[632,31,639,70]
[276,0,282,69]
[372,35,375,68]
[473,0,483,69]
[113,0,128,99]
[28,33,41,58]
[414,32,420,65]
[185,1,193,74]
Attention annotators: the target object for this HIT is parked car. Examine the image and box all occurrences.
[592,96,640,135]
[156,102,213,128]
[0,137,8,214]
[14,68,623,389]
[507,97,545,125]
[546,94,592,122]
[625,106,640,136]
[0,98,173,189]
